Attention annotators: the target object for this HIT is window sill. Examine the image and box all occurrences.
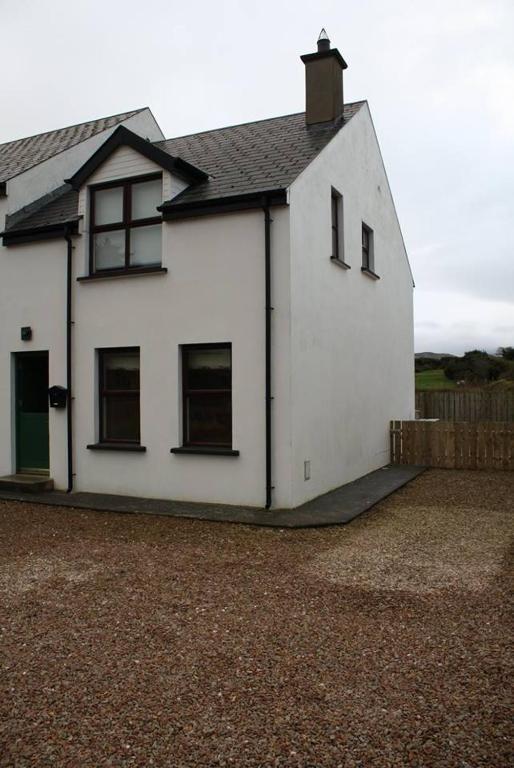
[87,442,147,452]
[361,267,380,280]
[330,257,351,270]
[170,446,240,457]
[78,266,167,282]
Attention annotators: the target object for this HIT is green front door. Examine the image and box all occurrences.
[15,352,49,473]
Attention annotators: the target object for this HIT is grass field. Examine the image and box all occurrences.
[415,368,456,390]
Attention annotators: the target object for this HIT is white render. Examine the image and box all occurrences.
[0,104,414,510]
[288,103,414,506]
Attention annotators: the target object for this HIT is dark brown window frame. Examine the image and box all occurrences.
[362,222,374,271]
[331,189,341,260]
[181,342,233,449]
[97,346,141,446]
[330,189,350,269]
[89,173,162,274]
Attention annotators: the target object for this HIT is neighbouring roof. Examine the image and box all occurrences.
[0,108,146,182]
[3,102,365,238]
[4,186,79,235]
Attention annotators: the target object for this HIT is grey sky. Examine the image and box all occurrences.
[2,0,513,354]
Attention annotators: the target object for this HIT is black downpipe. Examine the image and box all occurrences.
[263,201,273,508]
[64,227,74,493]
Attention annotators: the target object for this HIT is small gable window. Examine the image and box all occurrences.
[90,175,162,273]
[331,189,341,260]
[330,188,350,269]
[361,222,379,279]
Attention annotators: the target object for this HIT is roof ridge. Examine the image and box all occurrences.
[0,107,146,149]
[157,103,366,143]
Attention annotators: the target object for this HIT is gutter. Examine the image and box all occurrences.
[1,219,79,246]
[159,189,287,220]
[64,226,74,493]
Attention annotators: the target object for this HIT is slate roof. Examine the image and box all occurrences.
[5,186,79,234]
[0,109,145,182]
[157,103,364,206]
[3,103,365,235]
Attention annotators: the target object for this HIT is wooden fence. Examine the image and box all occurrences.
[415,390,514,422]
[390,420,514,470]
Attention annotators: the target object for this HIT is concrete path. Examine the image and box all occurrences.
[0,465,425,527]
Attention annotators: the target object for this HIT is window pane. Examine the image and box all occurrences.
[94,187,123,225]
[186,393,231,445]
[100,350,140,442]
[131,178,162,220]
[103,352,140,391]
[187,348,231,390]
[130,224,161,266]
[102,394,140,441]
[94,230,125,270]
[331,195,338,226]
[332,227,338,259]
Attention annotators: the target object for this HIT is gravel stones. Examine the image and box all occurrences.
[1,469,513,767]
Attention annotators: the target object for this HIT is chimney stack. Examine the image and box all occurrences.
[301,29,348,125]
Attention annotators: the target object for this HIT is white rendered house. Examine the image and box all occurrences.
[0,33,414,510]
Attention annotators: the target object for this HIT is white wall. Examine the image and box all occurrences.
[71,204,291,506]
[0,110,164,484]
[0,134,293,508]
[288,103,414,507]
[0,239,68,485]
[1,104,414,509]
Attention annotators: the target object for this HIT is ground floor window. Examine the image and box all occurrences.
[99,347,140,443]
[182,344,232,447]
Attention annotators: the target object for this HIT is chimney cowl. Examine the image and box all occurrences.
[317,28,330,52]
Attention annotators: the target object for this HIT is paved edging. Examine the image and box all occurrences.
[0,465,426,527]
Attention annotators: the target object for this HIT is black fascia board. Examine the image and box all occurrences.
[2,219,79,246]
[300,47,348,69]
[159,189,288,220]
[65,126,208,190]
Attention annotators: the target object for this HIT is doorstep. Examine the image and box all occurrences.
[0,474,54,493]
[0,465,425,527]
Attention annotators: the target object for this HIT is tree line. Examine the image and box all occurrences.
[416,347,514,385]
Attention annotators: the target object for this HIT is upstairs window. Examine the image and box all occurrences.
[90,175,162,272]
[330,189,350,268]
[362,222,374,272]
[182,344,232,448]
[331,189,342,260]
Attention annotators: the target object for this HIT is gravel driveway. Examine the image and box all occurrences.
[1,469,513,767]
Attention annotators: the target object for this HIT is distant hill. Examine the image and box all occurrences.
[415,352,457,360]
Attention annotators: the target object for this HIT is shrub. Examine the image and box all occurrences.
[443,350,507,384]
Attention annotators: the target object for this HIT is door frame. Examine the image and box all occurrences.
[14,350,50,475]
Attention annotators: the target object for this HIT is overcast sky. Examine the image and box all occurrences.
[2,0,513,354]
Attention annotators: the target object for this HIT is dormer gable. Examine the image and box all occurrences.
[65,125,207,191]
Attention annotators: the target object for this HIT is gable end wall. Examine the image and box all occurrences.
[288,104,414,506]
